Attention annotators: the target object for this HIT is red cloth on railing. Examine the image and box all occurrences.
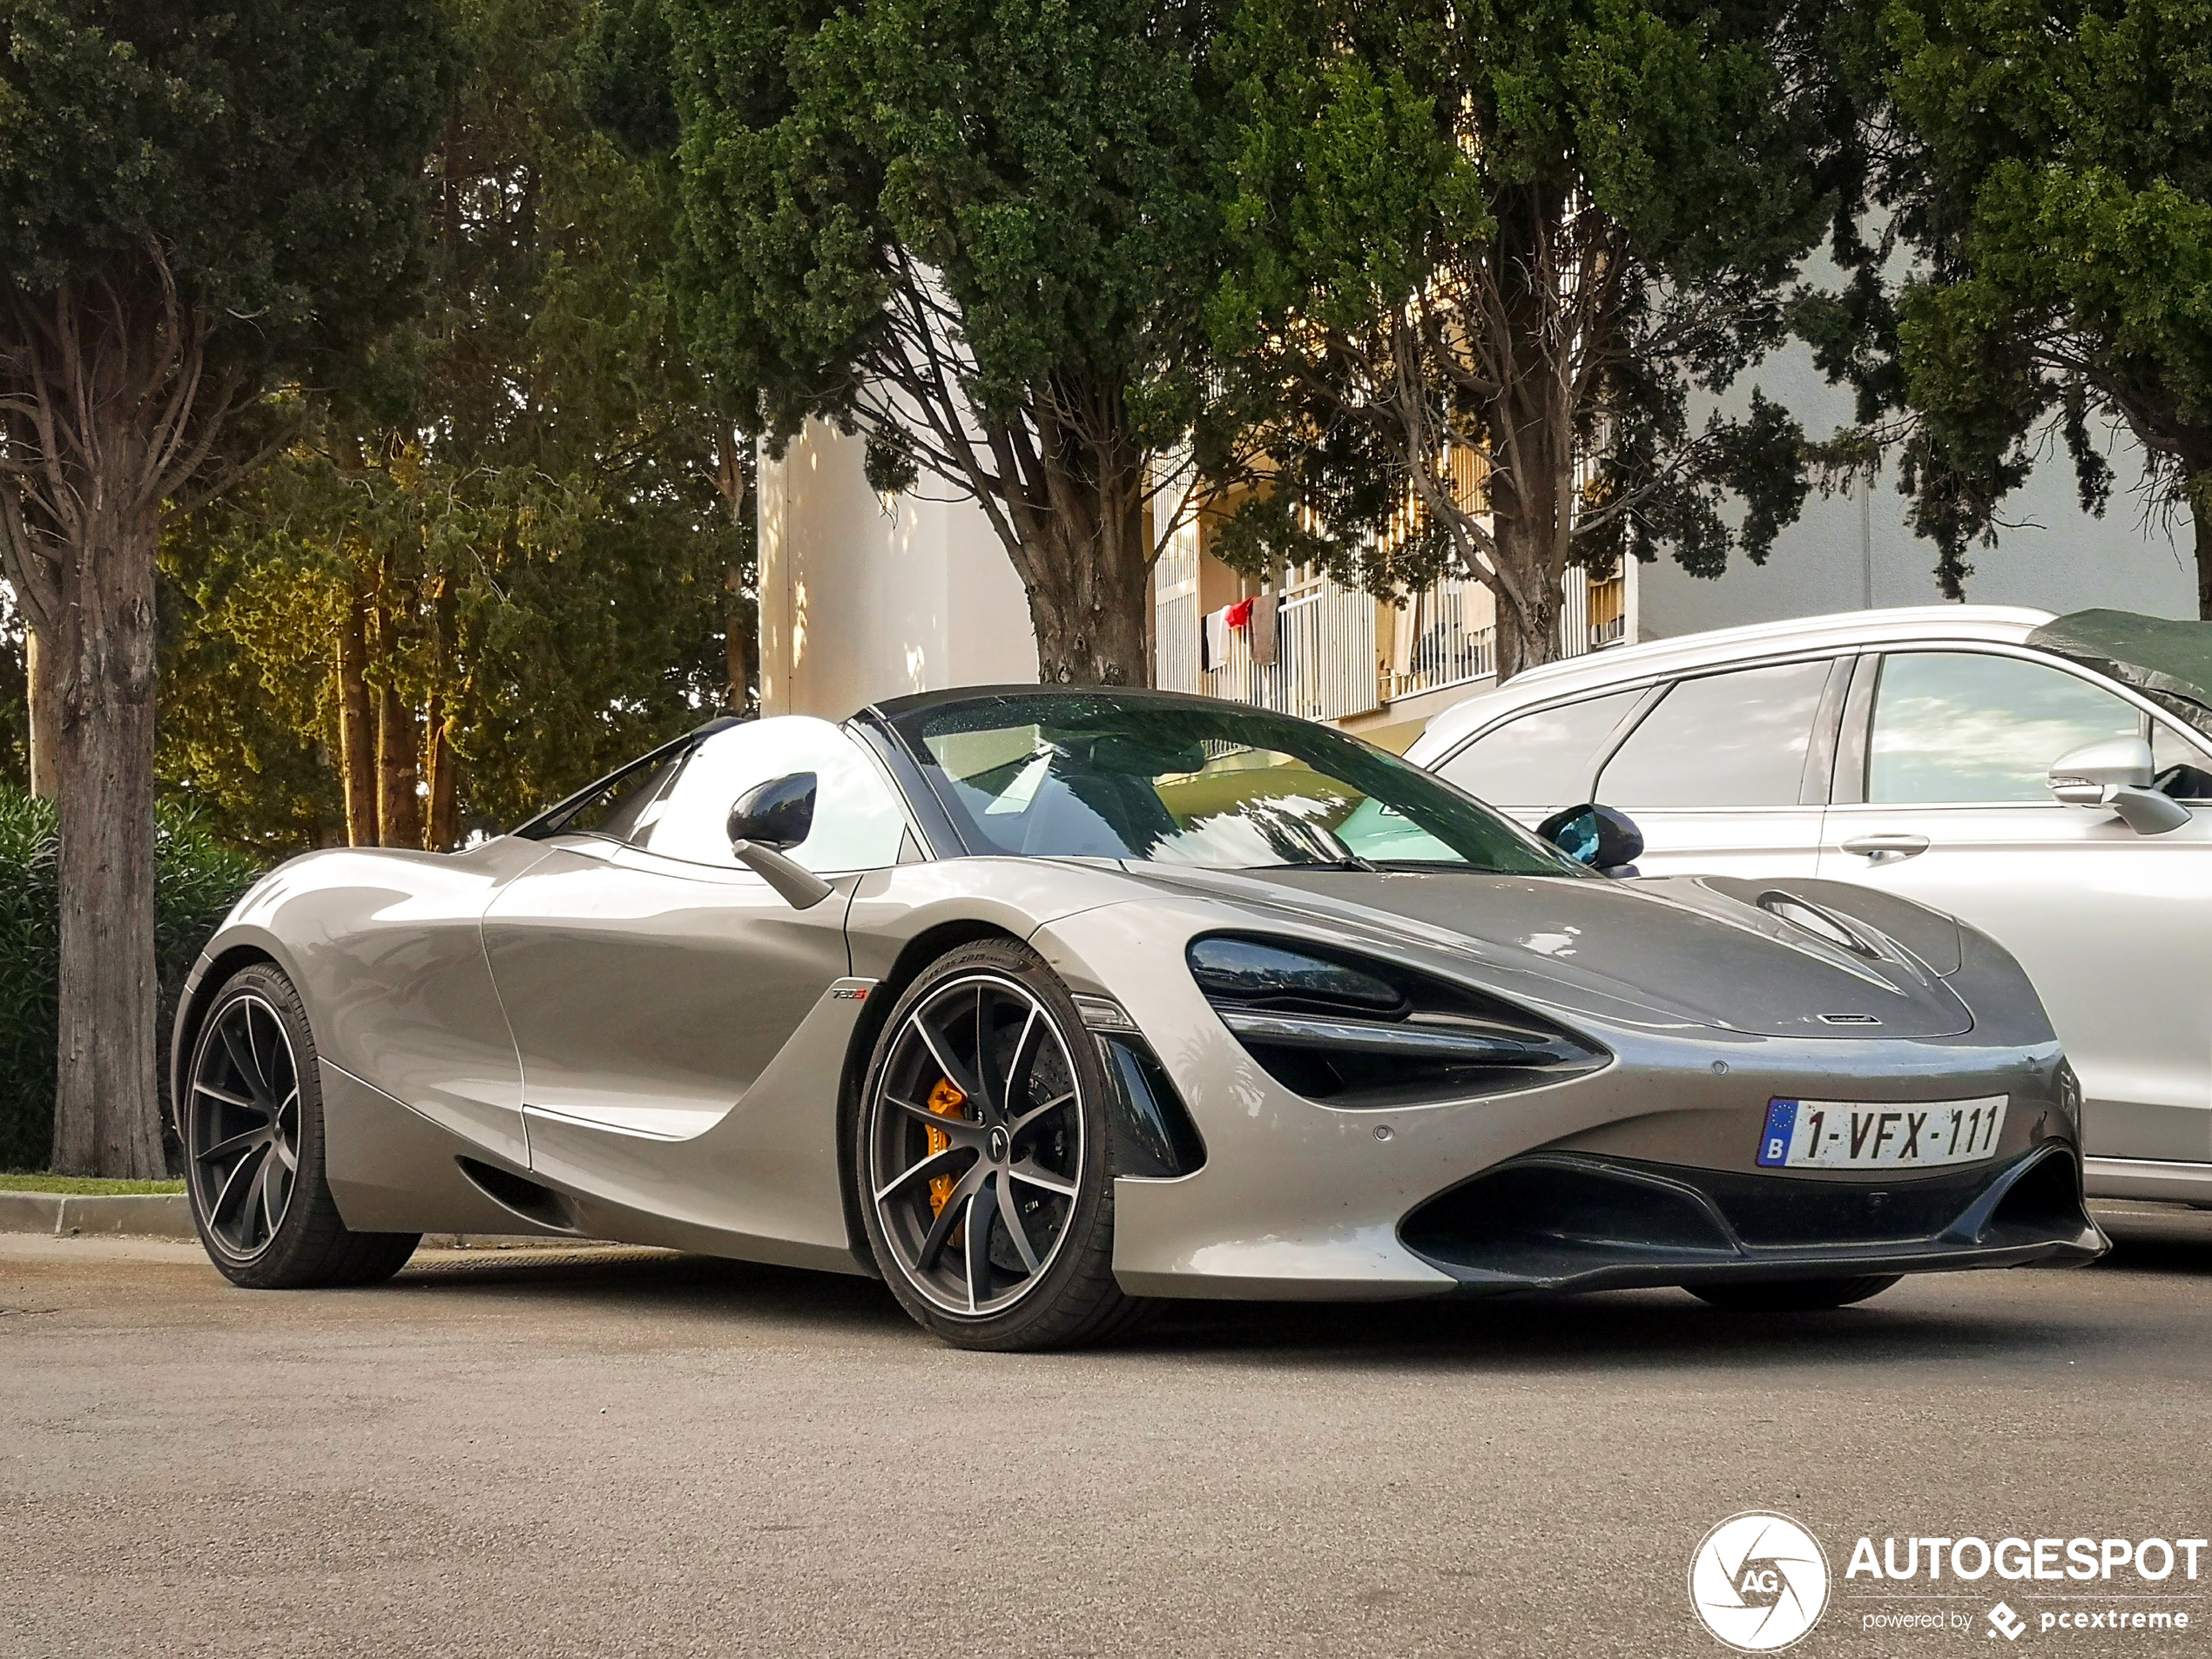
[1224,597,1255,631]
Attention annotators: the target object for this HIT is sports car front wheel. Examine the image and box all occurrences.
[183,963,421,1289]
[854,939,1143,1351]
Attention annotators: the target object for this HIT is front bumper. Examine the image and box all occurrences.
[1035,900,2098,1302]
[1399,1143,2107,1295]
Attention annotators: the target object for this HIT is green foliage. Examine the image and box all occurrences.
[1814,0,2212,596]
[0,0,456,392]
[655,0,1228,445]
[1210,0,1839,632]
[0,787,258,1170]
[0,1173,183,1192]
[160,0,748,851]
[610,0,1242,682]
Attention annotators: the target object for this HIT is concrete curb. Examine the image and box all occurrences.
[0,1190,577,1250]
[0,1190,196,1239]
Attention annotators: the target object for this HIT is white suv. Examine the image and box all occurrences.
[1405,604,2212,1204]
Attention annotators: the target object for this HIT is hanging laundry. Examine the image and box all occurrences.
[1224,596,1255,631]
[1201,606,1231,671]
[1249,594,1279,666]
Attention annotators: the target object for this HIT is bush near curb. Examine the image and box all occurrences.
[0,788,262,1170]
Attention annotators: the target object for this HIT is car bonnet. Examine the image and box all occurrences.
[1111,865,1975,1040]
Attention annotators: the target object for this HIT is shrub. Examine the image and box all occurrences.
[0,788,262,1171]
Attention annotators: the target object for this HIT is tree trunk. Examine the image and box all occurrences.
[1475,182,1576,685]
[336,581,377,846]
[424,693,458,851]
[1492,575,1563,683]
[1015,436,1153,688]
[50,494,165,1178]
[376,674,422,850]
[421,572,459,851]
[371,584,422,849]
[726,583,754,712]
[1484,416,1571,684]
[713,425,756,712]
[25,624,58,799]
[2196,488,2212,622]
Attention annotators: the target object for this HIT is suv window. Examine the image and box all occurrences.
[645,716,909,871]
[1435,689,1642,806]
[1869,651,2140,804]
[1596,659,1832,807]
[2152,720,2212,802]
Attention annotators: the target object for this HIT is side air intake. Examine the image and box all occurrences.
[455,1158,579,1234]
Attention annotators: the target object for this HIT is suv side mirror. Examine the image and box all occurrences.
[2049,738,2192,835]
[1537,802,1644,877]
[726,772,816,851]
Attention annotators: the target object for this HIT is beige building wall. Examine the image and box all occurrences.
[757,421,1037,718]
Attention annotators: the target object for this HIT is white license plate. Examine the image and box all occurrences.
[1756,1096,2008,1170]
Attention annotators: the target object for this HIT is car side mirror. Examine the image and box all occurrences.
[727,772,816,851]
[726,772,834,909]
[2048,738,2192,835]
[1537,802,1644,877]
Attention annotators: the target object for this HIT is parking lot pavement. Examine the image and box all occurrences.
[3,1205,2209,1659]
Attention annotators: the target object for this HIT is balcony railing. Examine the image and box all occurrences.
[1157,559,1623,725]
[1386,576,1495,703]
[1171,584,1381,723]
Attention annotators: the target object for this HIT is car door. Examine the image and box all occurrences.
[1816,647,2212,1166]
[1588,655,1849,877]
[483,717,911,1151]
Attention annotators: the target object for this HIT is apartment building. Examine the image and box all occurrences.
[759,401,2197,742]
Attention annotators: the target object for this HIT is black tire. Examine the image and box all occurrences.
[854,938,1144,1351]
[182,962,421,1289]
[1688,1275,1903,1312]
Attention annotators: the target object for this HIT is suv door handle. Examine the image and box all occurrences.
[1839,833,1931,862]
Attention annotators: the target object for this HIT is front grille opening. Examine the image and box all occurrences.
[1401,1160,1734,1274]
[1983,1150,2089,1242]
[455,1157,578,1233]
[1710,1169,1974,1248]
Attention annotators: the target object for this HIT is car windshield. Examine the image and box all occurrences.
[884,691,1578,874]
[2029,609,2212,739]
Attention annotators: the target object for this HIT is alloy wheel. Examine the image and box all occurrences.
[185,995,302,1258]
[867,973,1086,1316]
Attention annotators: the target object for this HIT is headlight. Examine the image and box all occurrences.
[1186,936,1406,1016]
[1187,934,1609,1108]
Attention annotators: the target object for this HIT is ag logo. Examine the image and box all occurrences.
[1689,1511,1831,1652]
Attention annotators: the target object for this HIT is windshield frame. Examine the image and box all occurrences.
[865,688,1586,877]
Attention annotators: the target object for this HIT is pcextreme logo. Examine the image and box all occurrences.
[1689,1511,1832,1652]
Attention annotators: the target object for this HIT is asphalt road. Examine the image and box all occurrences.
[4,1205,2211,1659]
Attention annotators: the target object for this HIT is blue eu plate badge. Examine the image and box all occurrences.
[1757,1099,1797,1168]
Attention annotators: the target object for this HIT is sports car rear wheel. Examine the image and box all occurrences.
[184,963,421,1289]
[856,939,1141,1351]
[1688,1275,1902,1312]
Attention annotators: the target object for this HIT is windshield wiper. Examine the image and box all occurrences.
[1250,855,1378,873]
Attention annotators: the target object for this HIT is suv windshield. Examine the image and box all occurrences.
[2029,609,2212,739]
[883,691,1576,875]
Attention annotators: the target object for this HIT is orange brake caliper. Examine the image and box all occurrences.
[925,1076,968,1216]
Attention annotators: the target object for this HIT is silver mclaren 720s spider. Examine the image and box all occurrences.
[172,686,2106,1349]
